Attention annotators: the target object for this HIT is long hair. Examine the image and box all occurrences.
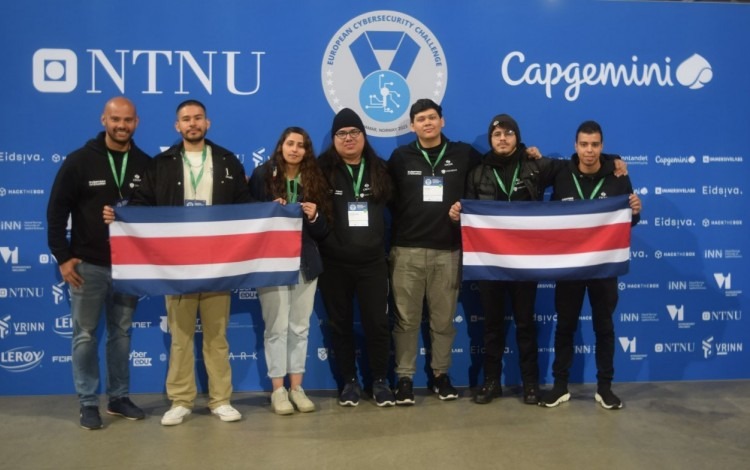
[265,126,332,222]
[319,138,392,204]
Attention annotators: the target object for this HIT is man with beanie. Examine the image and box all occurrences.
[449,114,557,405]
[318,108,396,407]
[47,97,150,429]
[388,99,482,404]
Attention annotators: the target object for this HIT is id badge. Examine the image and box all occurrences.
[347,201,369,227]
[185,199,207,207]
[423,176,444,202]
[115,199,129,208]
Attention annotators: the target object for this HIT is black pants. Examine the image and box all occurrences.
[552,277,618,387]
[318,259,390,382]
[479,280,539,385]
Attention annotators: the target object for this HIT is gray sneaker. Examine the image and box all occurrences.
[289,386,316,413]
[271,387,294,415]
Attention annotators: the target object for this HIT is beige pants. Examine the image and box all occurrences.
[164,292,232,409]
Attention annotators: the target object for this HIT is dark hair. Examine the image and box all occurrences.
[176,99,206,115]
[576,120,603,142]
[409,98,442,122]
[265,127,332,223]
[318,139,392,206]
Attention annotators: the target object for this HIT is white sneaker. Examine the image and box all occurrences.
[161,406,191,426]
[289,386,316,413]
[271,387,294,415]
[211,404,242,422]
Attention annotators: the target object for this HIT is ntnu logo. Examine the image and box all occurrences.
[33,48,265,95]
[666,305,684,321]
[501,52,712,101]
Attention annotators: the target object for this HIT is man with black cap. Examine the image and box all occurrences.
[450,114,558,405]
[388,99,482,404]
[318,108,396,407]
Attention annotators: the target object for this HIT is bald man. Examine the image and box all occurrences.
[47,97,151,429]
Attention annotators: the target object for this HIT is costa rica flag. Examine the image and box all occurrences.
[460,195,632,281]
[109,202,302,296]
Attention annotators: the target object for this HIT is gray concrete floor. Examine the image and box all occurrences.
[1,380,748,470]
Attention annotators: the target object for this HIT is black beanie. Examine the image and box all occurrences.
[487,114,521,148]
[331,108,366,138]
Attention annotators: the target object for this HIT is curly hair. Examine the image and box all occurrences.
[264,127,332,222]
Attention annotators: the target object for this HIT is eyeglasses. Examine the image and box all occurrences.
[334,129,362,140]
[491,129,516,138]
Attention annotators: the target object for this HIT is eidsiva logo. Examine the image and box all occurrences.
[33,49,78,93]
[322,11,447,137]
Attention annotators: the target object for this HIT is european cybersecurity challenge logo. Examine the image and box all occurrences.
[322,11,446,137]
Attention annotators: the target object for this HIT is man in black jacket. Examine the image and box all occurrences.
[47,97,150,429]
[129,100,251,426]
[539,120,642,410]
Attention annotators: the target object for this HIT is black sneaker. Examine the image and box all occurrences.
[80,406,103,430]
[523,383,540,405]
[372,378,395,407]
[433,374,459,401]
[338,379,361,407]
[395,377,415,406]
[595,388,623,410]
[539,383,570,408]
[106,397,145,420]
[474,379,502,404]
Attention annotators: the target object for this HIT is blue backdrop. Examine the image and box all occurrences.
[1,0,748,395]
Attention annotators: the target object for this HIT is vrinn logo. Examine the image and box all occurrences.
[501,52,712,101]
[33,48,265,95]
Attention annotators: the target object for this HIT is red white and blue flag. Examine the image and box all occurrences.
[460,195,632,281]
[110,202,302,296]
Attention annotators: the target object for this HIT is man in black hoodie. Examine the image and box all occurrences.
[539,120,642,410]
[47,97,150,429]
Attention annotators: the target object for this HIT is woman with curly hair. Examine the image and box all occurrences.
[248,126,330,415]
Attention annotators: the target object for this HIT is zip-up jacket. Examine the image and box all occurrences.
[47,132,151,266]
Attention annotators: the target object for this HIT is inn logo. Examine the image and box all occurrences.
[322,11,447,137]
[501,52,712,101]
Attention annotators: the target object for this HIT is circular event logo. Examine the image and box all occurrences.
[321,10,447,137]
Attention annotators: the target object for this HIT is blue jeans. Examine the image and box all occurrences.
[70,262,138,406]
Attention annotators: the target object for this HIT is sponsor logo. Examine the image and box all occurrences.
[714,272,742,297]
[129,350,152,367]
[666,304,694,329]
[501,52,711,101]
[317,348,328,361]
[322,10,446,137]
[131,321,152,329]
[618,282,660,291]
[654,342,695,353]
[0,152,43,164]
[619,337,648,361]
[620,155,649,165]
[654,155,696,166]
[619,312,659,323]
[702,337,743,359]
[0,188,46,197]
[0,315,45,338]
[701,218,743,228]
[654,186,696,195]
[654,217,694,229]
[54,314,73,338]
[702,154,743,164]
[703,249,742,259]
[666,280,706,291]
[33,47,265,95]
[0,346,45,372]
[0,287,44,299]
[702,186,742,197]
[252,148,266,168]
[51,355,72,363]
[228,351,258,361]
[654,250,696,259]
[702,310,742,322]
[236,288,258,300]
[52,281,68,305]
[0,315,9,339]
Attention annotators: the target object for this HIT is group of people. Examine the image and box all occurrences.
[47,96,641,430]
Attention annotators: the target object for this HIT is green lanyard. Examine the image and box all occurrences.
[492,164,520,201]
[345,157,365,200]
[107,150,129,199]
[572,173,605,200]
[181,146,207,196]
[417,142,447,175]
[286,174,300,203]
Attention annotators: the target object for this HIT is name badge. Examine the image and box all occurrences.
[347,201,369,227]
[185,199,207,207]
[423,176,444,202]
[114,199,129,208]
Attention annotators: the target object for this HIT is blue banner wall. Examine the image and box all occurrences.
[1,0,748,395]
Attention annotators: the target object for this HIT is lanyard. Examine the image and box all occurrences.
[417,142,447,175]
[107,151,128,198]
[345,157,365,200]
[492,164,520,201]
[181,146,207,196]
[572,173,605,200]
[286,174,300,203]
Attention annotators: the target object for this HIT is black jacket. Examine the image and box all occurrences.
[130,139,251,206]
[317,151,392,266]
[248,161,326,281]
[551,153,640,226]
[47,132,151,266]
[388,135,481,250]
[465,145,561,202]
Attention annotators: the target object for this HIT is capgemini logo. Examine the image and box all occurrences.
[675,54,713,90]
